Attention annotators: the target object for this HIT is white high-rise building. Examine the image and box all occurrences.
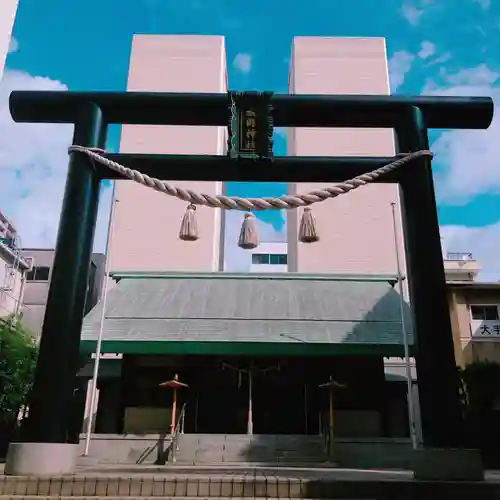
[0,0,18,80]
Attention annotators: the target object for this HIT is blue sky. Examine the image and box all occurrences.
[1,0,500,277]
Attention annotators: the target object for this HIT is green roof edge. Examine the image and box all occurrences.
[110,271,399,283]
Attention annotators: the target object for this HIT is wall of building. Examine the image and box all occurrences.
[20,249,53,335]
[111,35,227,273]
[0,0,17,80]
[20,248,105,338]
[0,210,27,319]
[448,286,500,366]
[249,242,288,273]
[0,212,17,241]
[0,256,24,318]
[286,37,406,280]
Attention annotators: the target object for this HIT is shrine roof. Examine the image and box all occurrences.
[80,272,414,357]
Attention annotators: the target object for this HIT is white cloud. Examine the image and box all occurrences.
[388,50,415,92]
[422,65,500,204]
[8,37,18,54]
[444,64,500,86]
[401,3,424,25]
[418,41,436,60]
[224,211,285,271]
[441,223,500,281]
[0,70,111,252]
[423,64,500,281]
[425,52,452,67]
[233,53,252,74]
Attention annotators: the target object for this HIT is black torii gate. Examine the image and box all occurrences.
[9,90,493,449]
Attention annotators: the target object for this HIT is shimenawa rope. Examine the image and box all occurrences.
[68,146,432,248]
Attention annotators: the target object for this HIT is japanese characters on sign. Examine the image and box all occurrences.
[475,323,500,337]
[227,91,274,160]
[238,108,258,154]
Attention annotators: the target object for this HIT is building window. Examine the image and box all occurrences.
[252,253,288,265]
[270,254,288,265]
[470,305,499,321]
[26,266,50,282]
[252,254,270,265]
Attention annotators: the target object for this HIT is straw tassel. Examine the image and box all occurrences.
[238,212,259,249]
[179,204,199,241]
[299,207,319,243]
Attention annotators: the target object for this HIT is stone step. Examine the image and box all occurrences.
[175,434,329,466]
[0,497,364,500]
[75,464,339,477]
[0,474,497,499]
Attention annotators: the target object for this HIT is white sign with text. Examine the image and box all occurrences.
[471,320,500,338]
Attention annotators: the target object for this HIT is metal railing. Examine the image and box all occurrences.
[134,402,187,466]
[170,402,187,464]
[321,417,336,462]
[445,252,474,261]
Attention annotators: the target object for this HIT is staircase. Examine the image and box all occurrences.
[0,434,490,498]
[173,434,331,465]
[0,467,494,499]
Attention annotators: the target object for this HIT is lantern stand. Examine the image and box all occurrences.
[319,376,346,440]
[159,374,189,435]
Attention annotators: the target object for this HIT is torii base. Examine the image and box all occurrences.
[4,442,78,476]
[412,448,484,481]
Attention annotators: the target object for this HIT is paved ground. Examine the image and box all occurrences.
[3,462,500,483]
[73,465,415,481]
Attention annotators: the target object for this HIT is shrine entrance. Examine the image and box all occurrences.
[253,367,306,435]
[134,354,387,437]
[193,360,247,434]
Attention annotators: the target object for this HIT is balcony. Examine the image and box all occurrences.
[444,252,481,282]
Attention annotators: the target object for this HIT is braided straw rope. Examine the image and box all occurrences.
[68,146,433,211]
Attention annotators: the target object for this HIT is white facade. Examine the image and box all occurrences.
[286,37,406,279]
[111,35,227,273]
[0,243,29,319]
[250,242,288,273]
[0,0,18,80]
[444,252,481,282]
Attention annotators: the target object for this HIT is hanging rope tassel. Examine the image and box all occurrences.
[238,212,259,249]
[179,204,199,241]
[299,207,319,243]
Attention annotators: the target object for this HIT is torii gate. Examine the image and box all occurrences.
[5,89,493,475]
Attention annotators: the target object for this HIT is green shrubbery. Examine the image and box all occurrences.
[458,361,500,466]
[0,315,38,456]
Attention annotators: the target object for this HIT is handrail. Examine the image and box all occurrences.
[321,418,335,462]
[170,402,187,464]
[134,402,187,465]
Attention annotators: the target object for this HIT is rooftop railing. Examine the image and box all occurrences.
[446,252,474,261]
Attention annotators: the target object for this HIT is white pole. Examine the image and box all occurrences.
[247,368,253,435]
[15,270,26,316]
[83,182,117,456]
[390,202,418,450]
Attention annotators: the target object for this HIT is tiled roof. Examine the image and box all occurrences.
[81,273,413,348]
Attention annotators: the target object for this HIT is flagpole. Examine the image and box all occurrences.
[83,182,117,456]
[390,202,418,450]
